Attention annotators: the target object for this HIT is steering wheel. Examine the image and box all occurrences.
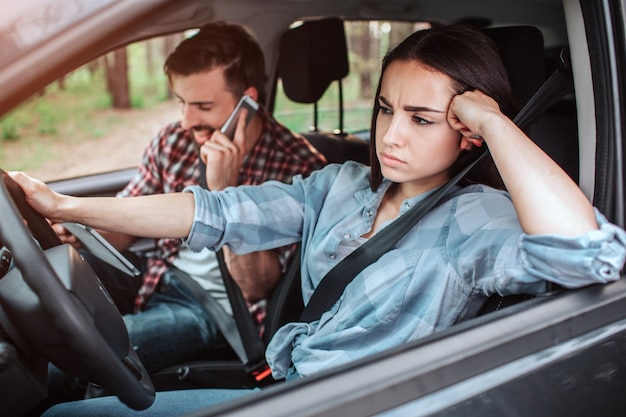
[0,170,155,410]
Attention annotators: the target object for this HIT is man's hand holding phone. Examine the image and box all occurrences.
[199,95,259,190]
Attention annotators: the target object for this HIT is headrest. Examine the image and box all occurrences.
[485,26,546,109]
[278,18,349,104]
[278,22,544,110]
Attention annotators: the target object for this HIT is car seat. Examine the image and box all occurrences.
[277,17,370,165]
[476,26,574,317]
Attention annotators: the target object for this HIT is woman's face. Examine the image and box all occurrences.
[375,60,464,194]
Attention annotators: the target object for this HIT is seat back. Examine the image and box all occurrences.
[278,17,370,165]
[264,19,376,340]
[486,26,546,109]
[474,26,574,317]
[487,26,578,182]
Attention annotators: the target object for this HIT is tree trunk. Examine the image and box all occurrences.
[347,22,373,100]
[163,33,184,99]
[105,47,130,109]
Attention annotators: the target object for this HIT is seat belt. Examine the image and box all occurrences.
[300,148,484,322]
[215,249,269,379]
[171,267,251,364]
[300,49,574,323]
[188,162,269,380]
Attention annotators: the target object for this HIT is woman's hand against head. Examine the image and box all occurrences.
[8,171,66,222]
[447,90,504,146]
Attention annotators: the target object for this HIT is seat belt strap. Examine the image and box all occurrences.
[171,267,250,364]
[299,156,477,322]
[195,162,268,374]
[215,249,268,370]
[300,51,574,323]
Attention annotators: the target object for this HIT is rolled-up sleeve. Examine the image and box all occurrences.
[182,182,306,255]
[182,186,225,252]
[521,209,626,288]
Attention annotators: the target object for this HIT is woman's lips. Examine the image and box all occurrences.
[379,151,404,168]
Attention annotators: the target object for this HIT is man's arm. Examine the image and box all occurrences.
[97,230,137,252]
[222,247,282,302]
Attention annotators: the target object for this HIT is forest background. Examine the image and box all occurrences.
[0,22,419,181]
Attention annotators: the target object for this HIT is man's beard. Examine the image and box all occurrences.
[190,124,216,152]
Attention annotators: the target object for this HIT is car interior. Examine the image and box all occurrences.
[1,0,625,416]
[145,16,577,392]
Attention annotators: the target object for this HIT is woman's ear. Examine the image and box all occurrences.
[460,136,474,151]
[460,135,483,151]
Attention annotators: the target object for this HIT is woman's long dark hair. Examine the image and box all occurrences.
[369,23,517,191]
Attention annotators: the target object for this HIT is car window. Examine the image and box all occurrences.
[0,21,427,182]
[0,33,183,182]
[273,20,429,135]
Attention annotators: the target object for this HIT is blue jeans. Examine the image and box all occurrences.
[124,270,231,373]
[45,265,232,405]
[41,388,258,417]
[81,250,231,372]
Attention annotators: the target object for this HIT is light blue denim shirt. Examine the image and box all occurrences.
[184,162,626,380]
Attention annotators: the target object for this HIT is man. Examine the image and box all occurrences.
[54,21,326,376]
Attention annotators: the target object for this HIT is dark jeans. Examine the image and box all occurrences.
[45,251,232,405]
[81,250,231,372]
[123,270,230,373]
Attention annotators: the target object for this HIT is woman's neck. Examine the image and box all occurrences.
[394,176,448,202]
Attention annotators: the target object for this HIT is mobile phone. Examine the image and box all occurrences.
[220,94,259,140]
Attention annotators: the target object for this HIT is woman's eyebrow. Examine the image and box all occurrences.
[404,105,444,113]
[378,95,444,113]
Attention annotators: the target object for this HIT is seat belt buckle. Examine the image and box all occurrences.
[250,363,272,382]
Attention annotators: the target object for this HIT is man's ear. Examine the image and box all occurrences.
[243,87,259,102]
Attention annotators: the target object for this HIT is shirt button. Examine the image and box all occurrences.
[366,210,373,217]
[405,202,411,209]
[343,233,351,240]
[329,254,336,260]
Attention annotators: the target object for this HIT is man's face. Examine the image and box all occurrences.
[170,67,240,146]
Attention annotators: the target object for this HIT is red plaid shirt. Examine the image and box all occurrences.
[118,108,326,330]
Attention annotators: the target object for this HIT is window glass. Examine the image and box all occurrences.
[273,21,430,135]
[1,21,430,182]
[0,33,183,182]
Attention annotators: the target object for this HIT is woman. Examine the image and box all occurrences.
[17,23,625,416]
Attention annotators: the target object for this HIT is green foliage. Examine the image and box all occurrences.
[1,118,19,141]
[274,76,373,134]
[128,41,170,109]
